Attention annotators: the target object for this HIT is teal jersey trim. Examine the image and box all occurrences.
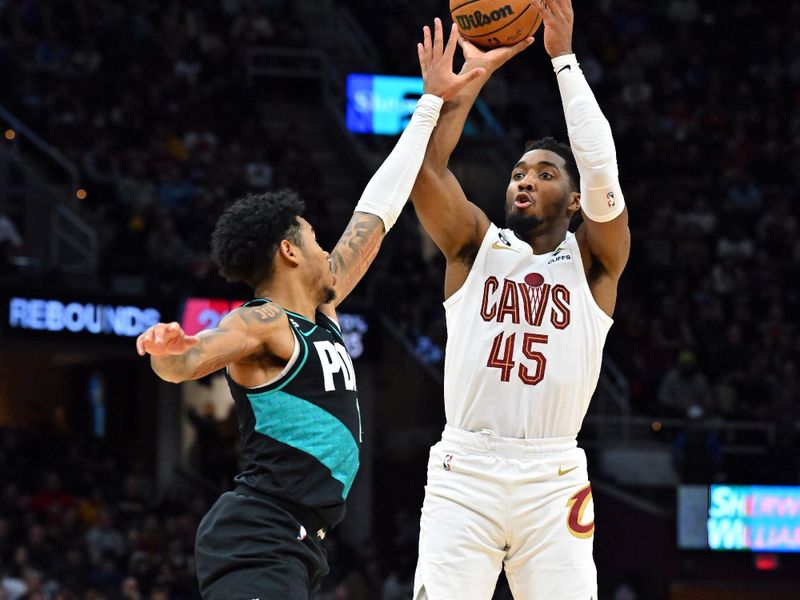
[247,389,360,499]
[284,309,319,337]
[263,322,309,394]
[285,309,315,323]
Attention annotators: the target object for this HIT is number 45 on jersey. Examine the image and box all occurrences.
[488,332,549,385]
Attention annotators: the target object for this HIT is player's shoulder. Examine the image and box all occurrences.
[222,301,289,333]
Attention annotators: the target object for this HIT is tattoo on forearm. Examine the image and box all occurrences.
[330,213,384,298]
[152,327,230,379]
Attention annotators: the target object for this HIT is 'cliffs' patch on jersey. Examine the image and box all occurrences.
[547,242,572,264]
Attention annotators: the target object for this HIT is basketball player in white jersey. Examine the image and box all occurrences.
[410,1,629,599]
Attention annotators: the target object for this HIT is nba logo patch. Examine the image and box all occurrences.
[443,454,454,471]
[606,191,616,208]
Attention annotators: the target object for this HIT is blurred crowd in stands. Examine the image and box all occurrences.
[0,0,328,297]
[349,0,800,429]
[2,0,800,597]
[0,427,409,600]
[0,427,202,599]
[3,0,796,426]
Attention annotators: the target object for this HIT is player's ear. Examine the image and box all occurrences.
[277,239,301,267]
[568,191,581,216]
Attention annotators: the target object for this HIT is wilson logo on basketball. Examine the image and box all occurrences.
[450,0,542,48]
[454,5,514,30]
[566,484,595,539]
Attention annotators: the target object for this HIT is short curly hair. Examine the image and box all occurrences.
[524,136,579,192]
[210,189,305,288]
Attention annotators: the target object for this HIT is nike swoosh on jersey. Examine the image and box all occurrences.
[558,465,578,476]
[491,241,519,252]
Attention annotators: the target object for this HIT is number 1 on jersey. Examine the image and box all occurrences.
[487,332,548,385]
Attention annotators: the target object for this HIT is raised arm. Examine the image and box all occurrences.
[135,304,289,383]
[324,20,486,310]
[411,29,533,264]
[543,0,630,291]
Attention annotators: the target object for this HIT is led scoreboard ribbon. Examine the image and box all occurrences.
[708,485,800,552]
[7,296,160,338]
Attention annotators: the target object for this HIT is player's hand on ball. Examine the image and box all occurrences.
[538,0,574,58]
[418,18,486,101]
[136,322,200,357]
[457,33,534,76]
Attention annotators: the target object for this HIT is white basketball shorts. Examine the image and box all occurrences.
[413,426,597,600]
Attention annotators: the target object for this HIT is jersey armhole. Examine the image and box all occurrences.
[227,327,303,390]
[443,224,498,310]
[566,234,614,328]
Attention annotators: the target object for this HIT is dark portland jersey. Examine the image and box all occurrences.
[225,299,361,528]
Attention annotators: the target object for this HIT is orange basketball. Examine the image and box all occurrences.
[450,0,542,48]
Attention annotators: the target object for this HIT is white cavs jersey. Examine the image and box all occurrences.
[443,223,613,439]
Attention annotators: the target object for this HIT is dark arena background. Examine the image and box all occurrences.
[1,1,800,598]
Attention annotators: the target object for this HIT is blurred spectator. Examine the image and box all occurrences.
[243,147,274,190]
[120,576,143,600]
[116,477,148,531]
[672,405,723,484]
[85,510,125,567]
[30,473,73,526]
[77,487,109,529]
[24,525,54,573]
[657,350,712,417]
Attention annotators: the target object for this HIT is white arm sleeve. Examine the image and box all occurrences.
[552,54,625,223]
[354,94,444,232]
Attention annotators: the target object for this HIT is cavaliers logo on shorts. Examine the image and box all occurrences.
[566,484,595,539]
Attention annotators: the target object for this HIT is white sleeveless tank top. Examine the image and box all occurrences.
[442,224,613,439]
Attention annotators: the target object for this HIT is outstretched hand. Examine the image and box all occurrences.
[418,18,487,101]
[136,322,200,357]
[539,0,574,58]
[456,31,534,77]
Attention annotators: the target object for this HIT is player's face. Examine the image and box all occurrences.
[297,218,336,304]
[505,149,576,234]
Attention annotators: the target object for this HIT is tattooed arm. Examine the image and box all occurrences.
[324,211,385,312]
[320,19,488,317]
[136,304,293,383]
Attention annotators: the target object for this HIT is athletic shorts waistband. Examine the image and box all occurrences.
[441,425,578,456]
[234,484,329,539]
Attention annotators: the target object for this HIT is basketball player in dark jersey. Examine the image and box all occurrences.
[135,20,499,600]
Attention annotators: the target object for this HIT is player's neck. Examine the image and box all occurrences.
[255,277,318,321]
[518,227,569,255]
